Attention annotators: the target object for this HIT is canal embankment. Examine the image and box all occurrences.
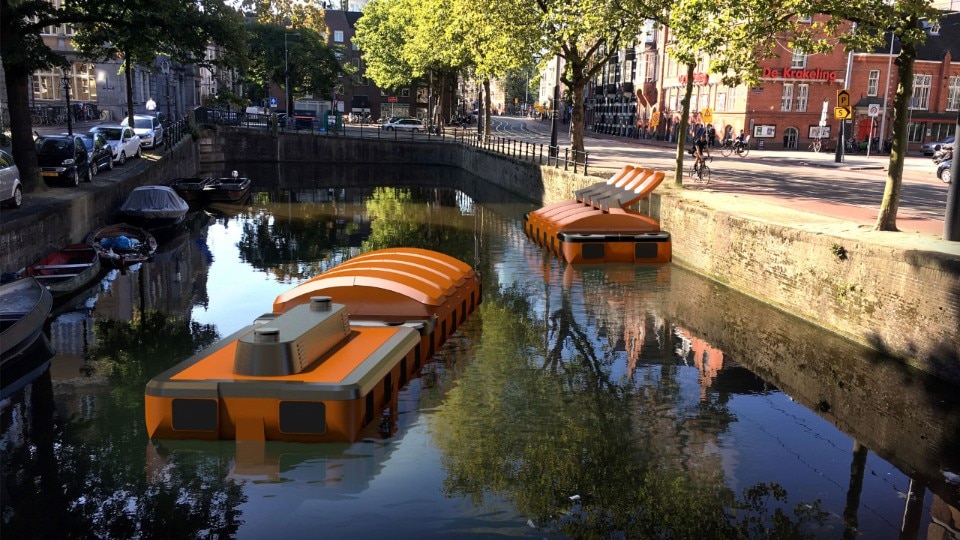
[1,127,956,385]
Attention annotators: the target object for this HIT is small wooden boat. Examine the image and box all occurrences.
[25,243,101,298]
[1,277,54,371]
[168,177,214,204]
[118,186,190,231]
[203,171,251,203]
[88,223,158,268]
[145,248,481,443]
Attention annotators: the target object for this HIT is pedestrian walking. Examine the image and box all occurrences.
[707,124,716,147]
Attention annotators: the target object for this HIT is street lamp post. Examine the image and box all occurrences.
[61,68,73,136]
[285,32,300,117]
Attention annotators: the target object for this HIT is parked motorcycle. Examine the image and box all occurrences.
[933,148,953,164]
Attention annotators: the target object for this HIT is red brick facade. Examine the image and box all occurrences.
[652,17,959,152]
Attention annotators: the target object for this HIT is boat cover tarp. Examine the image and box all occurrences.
[120,186,189,218]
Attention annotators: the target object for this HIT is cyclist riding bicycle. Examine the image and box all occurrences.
[693,134,710,170]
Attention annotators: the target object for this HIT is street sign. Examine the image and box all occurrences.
[701,108,713,123]
[819,99,829,126]
[835,106,852,120]
[867,103,880,117]
[269,97,278,108]
[837,89,850,108]
[650,111,661,127]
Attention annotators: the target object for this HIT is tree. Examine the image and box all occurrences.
[71,0,250,131]
[1,0,79,194]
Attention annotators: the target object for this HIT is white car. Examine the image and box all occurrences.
[380,117,424,132]
[121,114,164,149]
[90,125,142,165]
[0,149,23,208]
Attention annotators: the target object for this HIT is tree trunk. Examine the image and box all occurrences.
[124,54,135,128]
[875,22,917,231]
[2,62,45,194]
[674,63,696,185]
[571,82,585,163]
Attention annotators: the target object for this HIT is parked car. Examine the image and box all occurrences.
[380,117,424,132]
[34,134,91,186]
[0,149,23,208]
[90,125,141,165]
[937,159,952,184]
[74,132,114,177]
[921,136,954,156]
[120,114,164,149]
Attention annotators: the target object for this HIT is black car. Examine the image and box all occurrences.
[76,132,114,177]
[35,135,91,186]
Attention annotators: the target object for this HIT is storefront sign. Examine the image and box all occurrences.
[761,67,837,82]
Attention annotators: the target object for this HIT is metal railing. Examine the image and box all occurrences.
[196,107,590,174]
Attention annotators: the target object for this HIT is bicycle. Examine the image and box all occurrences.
[808,138,823,153]
[688,156,711,184]
[720,138,750,158]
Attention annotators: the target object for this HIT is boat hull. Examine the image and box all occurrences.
[1,277,54,371]
[88,224,158,268]
[145,248,481,444]
[26,244,101,298]
[145,306,421,442]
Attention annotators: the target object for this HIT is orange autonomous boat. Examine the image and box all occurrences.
[145,248,480,443]
[524,165,671,264]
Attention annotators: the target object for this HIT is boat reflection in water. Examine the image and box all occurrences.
[2,163,958,539]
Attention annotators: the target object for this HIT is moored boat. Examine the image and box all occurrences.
[144,248,481,443]
[1,277,54,374]
[118,185,190,232]
[203,171,251,203]
[524,165,672,264]
[88,223,158,268]
[168,177,214,204]
[25,243,101,298]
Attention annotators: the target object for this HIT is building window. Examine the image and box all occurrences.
[334,30,344,42]
[400,88,410,97]
[910,74,932,110]
[791,49,807,69]
[867,70,880,96]
[947,76,960,111]
[781,84,793,112]
[716,92,726,111]
[907,122,925,143]
[796,84,808,112]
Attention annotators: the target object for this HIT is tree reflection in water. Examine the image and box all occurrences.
[433,272,829,537]
[1,309,243,538]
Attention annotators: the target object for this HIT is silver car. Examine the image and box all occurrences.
[0,149,23,208]
[121,114,164,149]
[90,125,142,165]
[380,118,424,132]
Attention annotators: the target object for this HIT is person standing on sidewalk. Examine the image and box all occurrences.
[707,124,716,147]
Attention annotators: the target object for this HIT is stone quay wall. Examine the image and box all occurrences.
[0,140,198,273]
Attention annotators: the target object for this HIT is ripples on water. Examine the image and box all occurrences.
[2,164,958,539]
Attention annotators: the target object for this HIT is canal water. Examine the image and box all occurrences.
[2,163,958,539]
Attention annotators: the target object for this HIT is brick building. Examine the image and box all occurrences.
[580,13,959,153]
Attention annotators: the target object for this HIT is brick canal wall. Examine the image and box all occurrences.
[201,128,958,383]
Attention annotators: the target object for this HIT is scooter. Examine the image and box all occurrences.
[933,148,953,164]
